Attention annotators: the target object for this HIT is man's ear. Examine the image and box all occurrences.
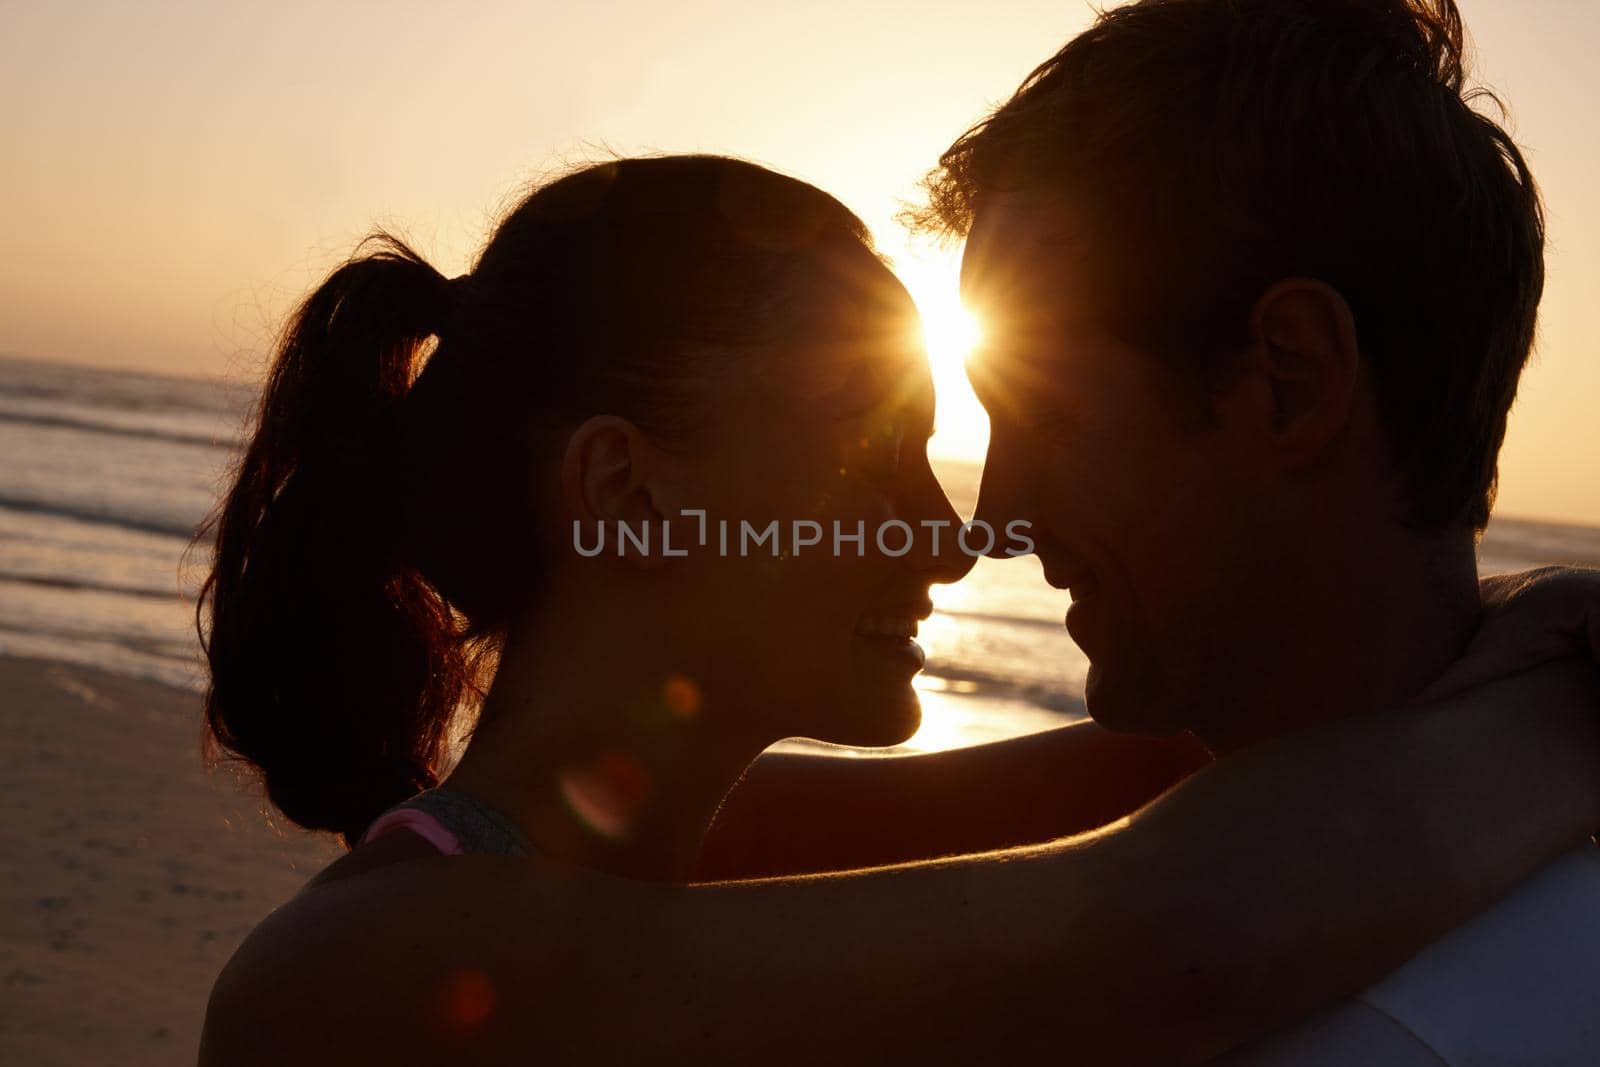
[1230,278,1361,467]
[559,415,673,567]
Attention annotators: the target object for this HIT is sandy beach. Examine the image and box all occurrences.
[0,655,341,1067]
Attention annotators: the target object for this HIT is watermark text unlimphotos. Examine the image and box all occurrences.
[574,510,1034,558]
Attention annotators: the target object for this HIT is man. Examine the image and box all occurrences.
[938,0,1535,756]
[709,0,1599,1059]
[936,0,1599,1059]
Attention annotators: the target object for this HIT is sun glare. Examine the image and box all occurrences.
[922,295,982,370]
[894,251,991,464]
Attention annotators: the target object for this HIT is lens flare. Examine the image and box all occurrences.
[436,967,496,1032]
[558,751,652,839]
[662,674,702,719]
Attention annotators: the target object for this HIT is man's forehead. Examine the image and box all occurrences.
[960,191,1089,306]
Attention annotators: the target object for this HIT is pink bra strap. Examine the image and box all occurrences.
[361,806,466,856]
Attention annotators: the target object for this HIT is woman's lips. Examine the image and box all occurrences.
[853,612,927,670]
[853,614,921,640]
[854,634,927,670]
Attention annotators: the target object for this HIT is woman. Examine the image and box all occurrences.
[198,156,1600,1064]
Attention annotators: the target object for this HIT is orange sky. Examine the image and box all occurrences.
[2,1,1595,524]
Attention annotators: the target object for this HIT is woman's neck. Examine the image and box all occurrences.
[444,614,768,882]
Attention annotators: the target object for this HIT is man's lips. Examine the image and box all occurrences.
[1043,565,1098,601]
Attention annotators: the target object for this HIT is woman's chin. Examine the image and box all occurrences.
[824,689,922,750]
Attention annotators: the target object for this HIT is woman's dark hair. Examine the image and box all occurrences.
[197,156,878,846]
[913,0,1543,531]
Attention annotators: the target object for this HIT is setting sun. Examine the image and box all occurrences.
[894,251,990,464]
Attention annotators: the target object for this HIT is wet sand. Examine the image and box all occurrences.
[0,655,341,1066]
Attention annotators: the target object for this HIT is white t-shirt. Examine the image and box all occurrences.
[1225,845,1600,1065]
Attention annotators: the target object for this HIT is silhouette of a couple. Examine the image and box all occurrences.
[200,2,1600,1062]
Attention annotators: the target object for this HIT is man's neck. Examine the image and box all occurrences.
[1199,527,1482,756]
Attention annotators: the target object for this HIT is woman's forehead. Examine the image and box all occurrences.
[701,246,930,429]
[776,310,932,415]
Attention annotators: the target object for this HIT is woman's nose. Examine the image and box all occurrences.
[903,471,977,586]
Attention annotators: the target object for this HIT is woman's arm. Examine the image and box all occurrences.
[204,659,1600,1066]
[697,723,1211,879]
[1420,566,1600,702]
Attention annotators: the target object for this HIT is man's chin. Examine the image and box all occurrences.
[1083,663,1182,737]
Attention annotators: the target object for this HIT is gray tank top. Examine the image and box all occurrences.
[369,786,535,857]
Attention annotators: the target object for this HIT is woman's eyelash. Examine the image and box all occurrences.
[1020,405,1076,438]
[878,435,903,471]
[860,426,904,476]
[849,415,927,482]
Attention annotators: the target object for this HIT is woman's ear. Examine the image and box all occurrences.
[559,415,674,567]
[1233,278,1362,468]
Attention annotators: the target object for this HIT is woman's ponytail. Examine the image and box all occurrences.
[198,234,477,847]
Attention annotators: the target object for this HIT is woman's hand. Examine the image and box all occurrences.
[1418,566,1600,704]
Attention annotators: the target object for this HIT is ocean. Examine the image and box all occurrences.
[3,352,1598,752]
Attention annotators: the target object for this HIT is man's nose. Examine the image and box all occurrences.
[971,442,1034,561]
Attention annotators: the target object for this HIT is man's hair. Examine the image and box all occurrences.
[917,0,1544,531]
